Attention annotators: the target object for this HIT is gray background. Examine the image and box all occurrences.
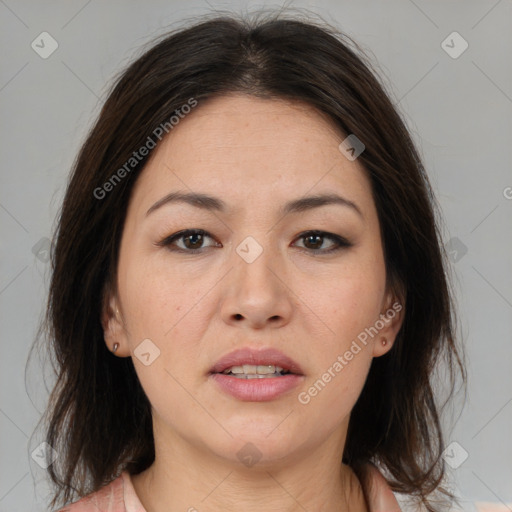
[1,1,511,510]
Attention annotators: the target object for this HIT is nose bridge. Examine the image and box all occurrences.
[220,228,293,327]
[233,231,282,290]
[230,201,280,271]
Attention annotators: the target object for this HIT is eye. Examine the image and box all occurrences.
[293,230,352,254]
[155,229,352,254]
[155,229,220,253]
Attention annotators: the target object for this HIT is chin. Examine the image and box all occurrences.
[205,424,308,466]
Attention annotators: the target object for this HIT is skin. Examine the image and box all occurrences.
[102,93,404,512]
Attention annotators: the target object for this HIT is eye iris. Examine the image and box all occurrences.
[304,234,323,249]
[170,231,338,252]
[184,233,203,249]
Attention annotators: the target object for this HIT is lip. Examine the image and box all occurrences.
[208,347,305,402]
[209,347,304,375]
[210,373,304,402]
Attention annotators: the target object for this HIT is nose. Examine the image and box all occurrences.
[220,238,294,330]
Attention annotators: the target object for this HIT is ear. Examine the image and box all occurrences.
[372,285,405,358]
[101,283,130,357]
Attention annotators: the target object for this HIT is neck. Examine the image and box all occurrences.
[131,418,367,512]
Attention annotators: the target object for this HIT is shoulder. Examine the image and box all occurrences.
[364,464,402,512]
[346,463,401,512]
[54,472,126,512]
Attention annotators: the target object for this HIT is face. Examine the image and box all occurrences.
[102,93,403,467]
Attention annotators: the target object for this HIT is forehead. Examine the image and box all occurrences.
[130,94,374,217]
[158,93,343,159]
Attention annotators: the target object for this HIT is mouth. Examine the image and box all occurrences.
[209,346,304,377]
[217,364,293,379]
[208,347,305,401]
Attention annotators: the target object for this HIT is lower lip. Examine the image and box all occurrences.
[210,373,304,401]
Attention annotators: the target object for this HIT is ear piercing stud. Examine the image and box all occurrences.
[381,338,388,346]
[112,342,119,353]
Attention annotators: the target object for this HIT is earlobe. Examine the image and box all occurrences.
[372,291,405,357]
[101,292,128,355]
[373,336,393,357]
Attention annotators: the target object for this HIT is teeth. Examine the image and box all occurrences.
[222,364,285,375]
[231,373,282,379]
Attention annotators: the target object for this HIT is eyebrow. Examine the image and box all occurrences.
[145,191,363,219]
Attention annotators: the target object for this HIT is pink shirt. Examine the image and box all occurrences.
[56,472,145,512]
[56,467,402,511]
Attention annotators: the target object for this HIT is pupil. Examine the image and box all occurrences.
[186,233,202,249]
[184,233,324,250]
[305,234,322,249]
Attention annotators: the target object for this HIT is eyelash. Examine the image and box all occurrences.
[155,229,352,255]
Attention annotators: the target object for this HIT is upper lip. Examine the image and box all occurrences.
[209,347,304,375]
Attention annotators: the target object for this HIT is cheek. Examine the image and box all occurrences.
[296,339,373,441]
[312,255,384,408]
[119,247,201,337]
[304,260,385,342]
[118,256,206,416]
[119,252,215,392]
[297,252,385,406]
[122,271,172,339]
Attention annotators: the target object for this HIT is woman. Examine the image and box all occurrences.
[37,10,465,512]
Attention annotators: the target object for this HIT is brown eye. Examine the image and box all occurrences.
[183,232,205,250]
[156,229,351,255]
[155,229,219,253]
[303,233,324,250]
[294,231,352,254]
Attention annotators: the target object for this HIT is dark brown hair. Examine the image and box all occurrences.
[34,9,465,511]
